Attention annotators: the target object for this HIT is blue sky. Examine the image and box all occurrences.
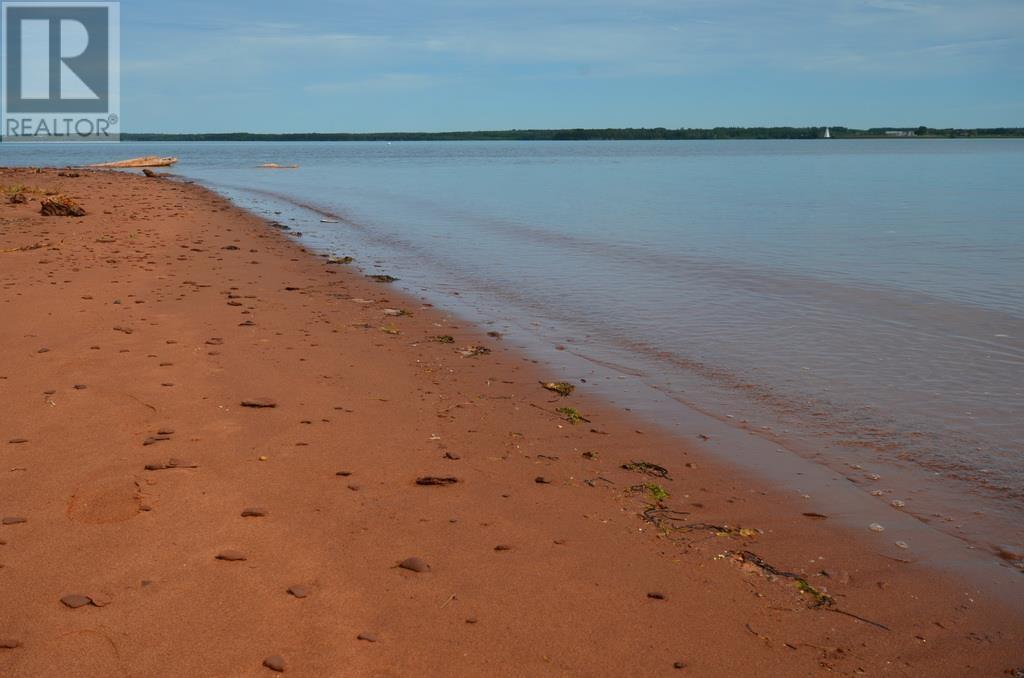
[119,0,1024,132]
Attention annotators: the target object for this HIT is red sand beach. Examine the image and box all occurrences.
[1,167,1022,676]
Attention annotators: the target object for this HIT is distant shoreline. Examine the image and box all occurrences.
[103,127,1024,142]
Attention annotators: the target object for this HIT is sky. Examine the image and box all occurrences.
[116,0,1024,132]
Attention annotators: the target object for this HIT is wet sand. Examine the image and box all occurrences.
[0,167,1021,677]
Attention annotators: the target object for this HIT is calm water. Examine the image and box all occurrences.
[3,140,1023,553]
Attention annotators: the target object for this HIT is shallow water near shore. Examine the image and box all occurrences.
[3,139,1023,561]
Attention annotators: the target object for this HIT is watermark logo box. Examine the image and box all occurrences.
[2,1,120,141]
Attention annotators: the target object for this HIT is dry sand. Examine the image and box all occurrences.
[0,167,1021,677]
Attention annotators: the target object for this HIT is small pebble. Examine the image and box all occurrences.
[444,452,461,460]
[0,638,22,649]
[1,517,27,526]
[535,476,551,484]
[242,398,277,408]
[494,545,512,552]
[357,632,378,642]
[287,585,309,599]
[7,438,28,444]
[241,508,268,517]
[215,550,247,562]
[869,523,885,532]
[60,594,93,609]
[398,557,430,573]
[674,661,687,670]
[647,592,667,600]
[263,655,285,672]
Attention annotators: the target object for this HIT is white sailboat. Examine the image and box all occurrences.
[824,127,832,139]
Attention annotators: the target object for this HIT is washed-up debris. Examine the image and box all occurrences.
[40,195,85,217]
[415,476,459,486]
[556,407,589,424]
[326,255,354,265]
[369,274,398,283]
[459,345,490,357]
[432,335,455,344]
[622,460,671,479]
[637,483,670,502]
[541,381,575,397]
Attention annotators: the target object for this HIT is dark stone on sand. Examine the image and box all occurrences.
[242,398,277,408]
[398,557,430,573]
[287,585,309,599]
[357,632,378,642]
[647,592,667,600]
[263,655,286,672]
[1,517,27,525]
[443,452,461,460]
[215,550,247,562]
[347,484,361,491]
[60,594,93,609]
[73,384,87,390]
[222,245,240,250]
[157,428,175,435]
[37,347,49,353]
[494,545,512,551]
[335,471,353,477]
[241,508,268,517]
[144,463,168,471]
[465,618,478,624]
[142,168,157,178]
[206,338,223,346]
[415,476,459,486]
[535,476,552,484]
[240,320,255,326]
[167,458,197,468]
[673,661,687,669]
[113,325,133,334]
[8,438,28,444]
[284,286,301,291]
[0,638,22,649]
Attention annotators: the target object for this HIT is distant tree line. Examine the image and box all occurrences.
[118,127,1024,142]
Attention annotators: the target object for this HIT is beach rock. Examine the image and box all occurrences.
[215,550,247,562]
[263,655,286,672]
[7,438,28,444]
[398,557,430,573]
[37,347,50,353]
[647,591,667,600]
[494,544,512,552]
[40,195,86,217]
[335,471,353,477]
[242,398,277,408]
[357,632,378,642]
[60,594,94,609]
[1,517,27,525]
[443,452,461,460]
[287,585,309,599]
[241,508,268,517]
[0,638,22,649]
[142,169,157,178]
[535,476,552,484]
[673,661,687,669]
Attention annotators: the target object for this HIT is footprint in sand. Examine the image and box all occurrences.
[66,477,143,524]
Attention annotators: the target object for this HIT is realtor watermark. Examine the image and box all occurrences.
[2,1,120,141]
